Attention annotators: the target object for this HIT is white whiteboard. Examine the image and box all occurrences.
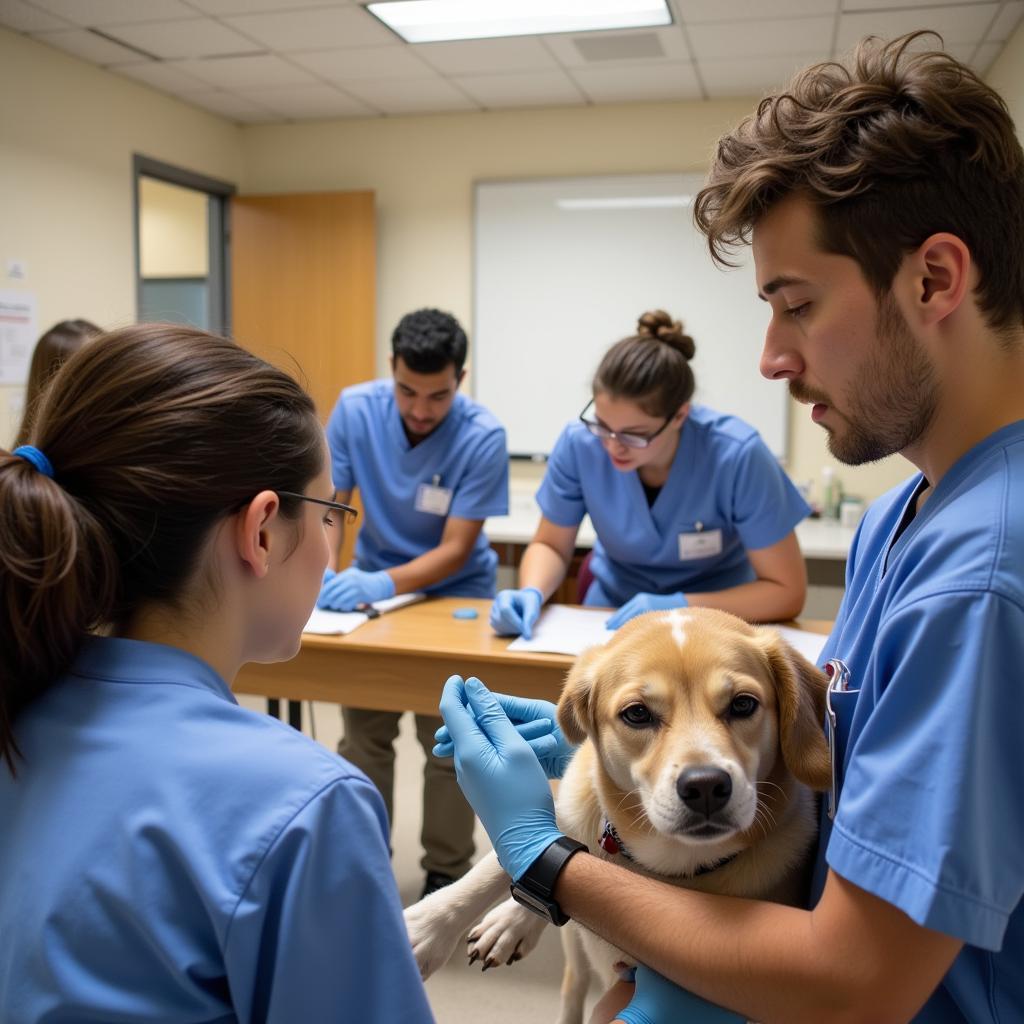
[473,174,787,458]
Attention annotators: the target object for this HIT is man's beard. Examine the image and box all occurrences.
[791,295,939,466]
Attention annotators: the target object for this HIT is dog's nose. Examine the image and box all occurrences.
[676,767,732,818]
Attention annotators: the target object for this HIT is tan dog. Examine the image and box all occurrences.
[405,608,831,1023]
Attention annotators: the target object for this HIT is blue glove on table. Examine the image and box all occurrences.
[618,965,745,1024]
[317,567,395,611]
[439,675,566,880]
[606,591,688,630]
[490,587,543,638]
[434,692,577,779]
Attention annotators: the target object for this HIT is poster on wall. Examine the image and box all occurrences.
[0,291,37,385]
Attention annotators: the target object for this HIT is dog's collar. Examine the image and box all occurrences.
[598,819,636,862]
[599,818,739,878]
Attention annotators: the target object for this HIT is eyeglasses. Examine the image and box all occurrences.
[277,491,359,525]
[578,399,673,450]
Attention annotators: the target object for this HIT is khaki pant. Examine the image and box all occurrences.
[339,706,476,878]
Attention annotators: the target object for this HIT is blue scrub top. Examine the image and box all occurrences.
[0,637,435,1024]
[813,421,1024,1022]
[327,379,508,598]
[537,406,809,605]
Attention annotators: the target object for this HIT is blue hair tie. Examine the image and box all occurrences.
[12,445,55,479]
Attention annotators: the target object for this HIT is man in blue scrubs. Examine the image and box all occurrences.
[320,308,508,898]
[434,35,1024,1022]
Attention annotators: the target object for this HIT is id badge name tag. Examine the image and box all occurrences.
[678,527,722,561]
[415,482,453,516]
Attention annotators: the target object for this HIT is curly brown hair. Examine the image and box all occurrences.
[693,32,1024,335]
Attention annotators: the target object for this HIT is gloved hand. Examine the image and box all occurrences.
[317,566,395,611]
[490,587,544,639]
[439,675,565,880]
[606,591,688,630]
[618,965,745,1024]
[433,692,577,779]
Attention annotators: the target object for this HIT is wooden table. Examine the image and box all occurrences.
[235,597,833,718]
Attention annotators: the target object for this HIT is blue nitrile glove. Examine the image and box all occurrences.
[618,965,745,1024]
[317,566,395,611]
[606,591,688,630]
[433,692,577,779]
[490,587,543,639]
[439,675,565,881]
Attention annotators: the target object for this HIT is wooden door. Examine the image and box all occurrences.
[231,190,375,569]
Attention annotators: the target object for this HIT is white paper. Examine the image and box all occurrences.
[507,605,615,656]
[770,624,829,664]
[302,592,426,635]
[0,290,37,385]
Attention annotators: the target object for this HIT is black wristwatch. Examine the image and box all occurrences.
[509,837,588,926]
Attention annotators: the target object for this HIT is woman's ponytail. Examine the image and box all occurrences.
[0,455,118,774]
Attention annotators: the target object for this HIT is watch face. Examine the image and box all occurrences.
[510,884,566,926]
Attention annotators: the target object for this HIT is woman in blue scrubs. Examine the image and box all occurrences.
[0,324,433,1023]
[491,309,810,637]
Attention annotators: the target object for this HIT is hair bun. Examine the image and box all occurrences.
[636,310,696,360]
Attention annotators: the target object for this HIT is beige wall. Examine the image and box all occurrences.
[7,18,1024,507]
[0,27,241,446]
[139,177,209,278]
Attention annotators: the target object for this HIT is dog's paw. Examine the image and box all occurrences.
[404,898,464,980]
[466,898,546,971]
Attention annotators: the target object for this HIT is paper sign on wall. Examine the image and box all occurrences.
[0,291,37,385]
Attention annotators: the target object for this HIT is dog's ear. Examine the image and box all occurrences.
[557,643,606,746]
[758,630,831,791]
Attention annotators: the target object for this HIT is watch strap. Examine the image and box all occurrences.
[510,836,588,926]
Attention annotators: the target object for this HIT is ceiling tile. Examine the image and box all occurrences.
[32,28,152,64]
[454,70,586,108]
[415,37,560,75]
[221,6,395,51]
[29,0,195,25]
[836,6,997,51]
[186,89,277,122]
[544,25,690,66]
[0,0,71,32]
[237,83,372,118]
[113,59,212,94]
[688,16,834,59]
[570,60,702,102]
[100,17,263,58]
[680,0,838,23]
[970,38,1003,71]
[188,0,347,13]
[842,0,981,8]
[291,45,432,81]
[177,52,318,87]
[699,52,823,96]
[986,1,1024,40]
[342,76,478,114]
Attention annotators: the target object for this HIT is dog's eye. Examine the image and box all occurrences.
[620,704,656,728]
[729,695,759,719]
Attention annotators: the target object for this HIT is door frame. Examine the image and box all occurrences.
[132,155,236,334]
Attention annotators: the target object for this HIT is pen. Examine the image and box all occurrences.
[355,603,380,619]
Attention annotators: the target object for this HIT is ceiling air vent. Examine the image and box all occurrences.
[573,32,665,62]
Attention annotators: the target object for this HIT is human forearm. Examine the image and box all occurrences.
[686,576,805,623]
[555,855,952,1024]
[518,541,571,602]
[386,540,474,595]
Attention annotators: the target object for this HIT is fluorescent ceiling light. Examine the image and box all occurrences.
[557,196,692,210]
[366,0,672,44]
